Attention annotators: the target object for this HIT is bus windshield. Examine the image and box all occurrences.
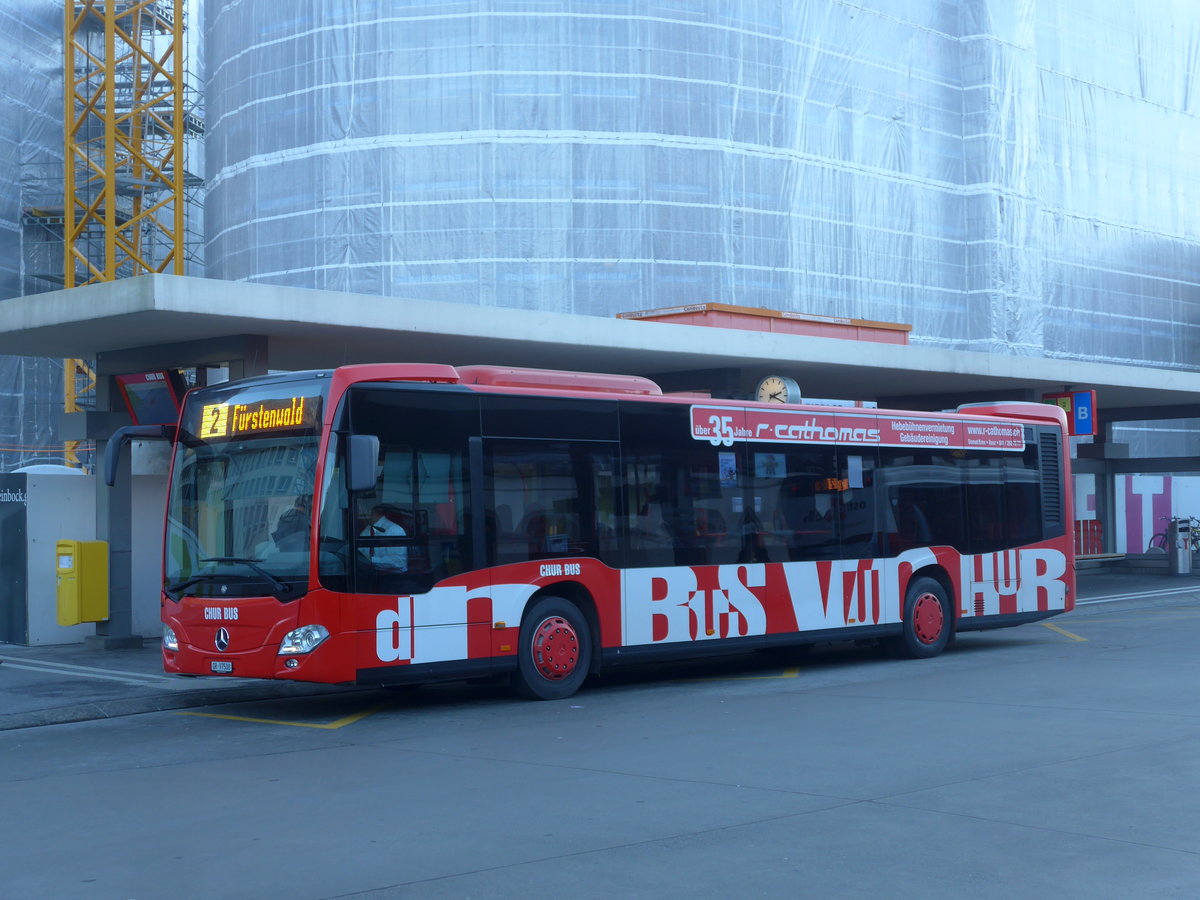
[164,377,327,599]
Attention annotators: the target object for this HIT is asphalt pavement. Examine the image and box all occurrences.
[2,567,1196,731]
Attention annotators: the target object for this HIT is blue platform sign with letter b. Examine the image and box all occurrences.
[1042,390,1097,437]
[1071,390,1095,436]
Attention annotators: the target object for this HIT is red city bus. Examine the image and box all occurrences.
[107,363,1075,700]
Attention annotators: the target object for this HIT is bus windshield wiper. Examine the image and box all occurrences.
[165,558,292,597]
[164,572,219,597]
[175,427,204,448]
[202,557,292,594]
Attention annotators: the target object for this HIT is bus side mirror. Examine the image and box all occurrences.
[346,434,380,493]
[104,424,177,486]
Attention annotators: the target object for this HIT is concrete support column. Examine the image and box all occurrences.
[90,376,140,649]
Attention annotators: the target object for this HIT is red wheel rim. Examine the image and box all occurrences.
[530,615,580,681]
[912,592,944,644]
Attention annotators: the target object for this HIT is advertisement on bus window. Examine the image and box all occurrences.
[690,406,1025,451]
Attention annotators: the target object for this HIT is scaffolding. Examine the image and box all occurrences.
[10,1,204,471]
[61,0,201,286]
[62,358,96,467]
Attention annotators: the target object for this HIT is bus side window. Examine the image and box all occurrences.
[777,476,831,558]
[747,447,839,563]
[962,445,1045,555]
[486,441,616,566]
[876,449,966,556]
[342,387,478,594]
[317,433,352,591]
[1005,481,1040,544]
[966,466,1007,554]
[1005,445,1043,545]
[892,491,933,550]
[836,450,879,559]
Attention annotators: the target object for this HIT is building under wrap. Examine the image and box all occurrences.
[204,1,1200,373]
[0,0,203,472]
[0,1,1197,472]
[0,0,67,471]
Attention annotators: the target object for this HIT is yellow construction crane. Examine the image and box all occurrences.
[63,359,97,467]
[64,0,185,285]
[62,0,187,467]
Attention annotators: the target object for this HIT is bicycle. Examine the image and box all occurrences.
[1145,515,1200,554]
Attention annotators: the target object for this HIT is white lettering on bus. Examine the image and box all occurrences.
[204,607,238,620]
[781,555,918,630]
[373,584,537,665]
[963,548,1067,615]
[538,563,582,577]
[624,565,766,644]
[376,597,414,662]
[1021,548,1068,609]
[771,421,882,444]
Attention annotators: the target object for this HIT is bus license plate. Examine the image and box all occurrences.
[210,660,234,674]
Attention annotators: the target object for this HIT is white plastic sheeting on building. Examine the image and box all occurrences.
[204,1,1200,370]
[0,358,70,471]
[0,0,68,472]
[0,0,58,299]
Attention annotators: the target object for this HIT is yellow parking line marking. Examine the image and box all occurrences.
[695,666,802,683]
[741,667,802,680]
[178,702,390,729]
[1041,622,1087,642]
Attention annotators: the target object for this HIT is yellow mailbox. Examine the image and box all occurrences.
[56,540,109,626]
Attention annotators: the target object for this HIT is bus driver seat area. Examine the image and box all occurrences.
[271,500,311,553]
[359,503,409,573]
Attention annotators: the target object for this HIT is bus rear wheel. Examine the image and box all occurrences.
[892,576,952,659]
[512,596,592,700]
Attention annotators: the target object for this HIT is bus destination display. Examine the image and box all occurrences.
[198,396,321,440]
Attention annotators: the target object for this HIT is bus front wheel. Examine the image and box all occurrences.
[892,576,952,659]
[512,596,592,700]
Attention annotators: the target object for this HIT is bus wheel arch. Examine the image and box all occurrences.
[511,588,596,700]
[892,568,954,659]
[913,564,956,643]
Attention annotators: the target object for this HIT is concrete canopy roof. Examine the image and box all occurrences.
[1,273,1196,420]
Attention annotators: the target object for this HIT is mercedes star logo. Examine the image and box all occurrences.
[215,627,230,652]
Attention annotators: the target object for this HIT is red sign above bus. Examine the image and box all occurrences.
[689,405,1025,451]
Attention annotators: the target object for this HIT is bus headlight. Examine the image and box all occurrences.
[163,624,179,652]
[278,624,330,655]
